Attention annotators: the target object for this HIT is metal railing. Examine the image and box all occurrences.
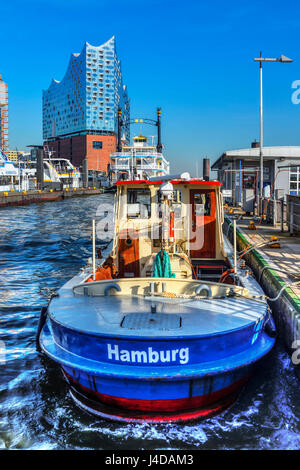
[259,196,300,235]
[261,197,287,229]
[110,156,169,173]
[287,195,300,235]
[110,162,130,170]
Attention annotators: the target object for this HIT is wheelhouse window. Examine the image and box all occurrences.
[193,193,211,216]
[155,189,181,204]
[173,190,182,203]
[127,188,151,218]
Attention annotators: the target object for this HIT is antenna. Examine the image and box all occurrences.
[149,135,156,146]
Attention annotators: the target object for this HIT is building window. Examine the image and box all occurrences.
[93,141,103,149]
[289,166,300,195]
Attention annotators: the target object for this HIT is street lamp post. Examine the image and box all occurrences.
[254,52,293,215]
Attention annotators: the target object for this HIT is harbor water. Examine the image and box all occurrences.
[0,194,300,450]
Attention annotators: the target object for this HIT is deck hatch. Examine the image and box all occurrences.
[121,312,182,330]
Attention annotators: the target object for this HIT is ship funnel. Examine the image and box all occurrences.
[203,158,210,181]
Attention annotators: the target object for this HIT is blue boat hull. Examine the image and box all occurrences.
[41,318,275,422]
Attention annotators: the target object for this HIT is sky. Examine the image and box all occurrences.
[1,0,300,174]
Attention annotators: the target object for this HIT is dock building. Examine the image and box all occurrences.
[212,142,300,209]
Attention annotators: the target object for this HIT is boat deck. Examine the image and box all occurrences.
[48,274,266,338]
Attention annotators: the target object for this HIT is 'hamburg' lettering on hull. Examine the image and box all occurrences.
[107,343,189,364]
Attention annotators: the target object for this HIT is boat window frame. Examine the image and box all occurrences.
[127,187,152,219]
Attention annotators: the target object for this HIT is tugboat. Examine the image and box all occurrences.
[37,172,275,423]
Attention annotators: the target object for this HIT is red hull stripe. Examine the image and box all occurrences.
[70,388,238,423]
[63,369,248,413]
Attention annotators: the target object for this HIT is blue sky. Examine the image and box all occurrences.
[1,0,300,174]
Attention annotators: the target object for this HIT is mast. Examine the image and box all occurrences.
[156,108,162,153]
[117,108,122,153]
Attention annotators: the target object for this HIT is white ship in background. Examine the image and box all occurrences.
[39,152,81,189]
[0,150,80,191]
[109,134,170,183]
[0,150,18,191]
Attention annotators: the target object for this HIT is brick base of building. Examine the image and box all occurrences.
[44,134,117,172]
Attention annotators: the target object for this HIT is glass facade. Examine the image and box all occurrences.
[42,37,130,141]
[0,75,9,152]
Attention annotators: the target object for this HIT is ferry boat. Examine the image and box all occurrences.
[0,150,19,191]
[109,134,170,183]
[38,173,275,423]
[0,150,80,191]
[41,151,81,189]
[18,158,81,190]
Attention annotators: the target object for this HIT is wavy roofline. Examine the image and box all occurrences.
[85,36,115,49]
[43,36,115,91]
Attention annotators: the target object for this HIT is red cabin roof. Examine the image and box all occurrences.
[116,179,222,186]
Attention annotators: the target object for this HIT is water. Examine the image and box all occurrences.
[0,194,300,450]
